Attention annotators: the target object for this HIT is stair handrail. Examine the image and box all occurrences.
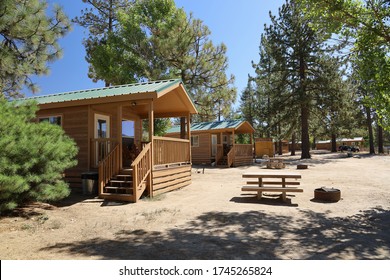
[98,143,120,195]
[131,142,152,201]
[227,146,235,167]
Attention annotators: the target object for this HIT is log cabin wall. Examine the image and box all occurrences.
[191,133,211,164]
[37,105,89,188]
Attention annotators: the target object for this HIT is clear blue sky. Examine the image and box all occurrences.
[25,0,285,107]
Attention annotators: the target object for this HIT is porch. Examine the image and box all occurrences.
[215,143,253,167]
[165,120,255,167]
[91,136,191,202]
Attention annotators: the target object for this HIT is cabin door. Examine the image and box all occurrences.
[94,113,111,165]
[211,134,218,157]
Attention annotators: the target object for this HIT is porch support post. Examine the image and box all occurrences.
[87,105,92,170]
[138,119,143,148]
[148,100,154,157]
[187,113,191,163]
[117,104,123,169]
[148,100,154,197]
[180,117,186,139]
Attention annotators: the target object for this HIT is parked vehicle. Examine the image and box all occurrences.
[338,145,360,152]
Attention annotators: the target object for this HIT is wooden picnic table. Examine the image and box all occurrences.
[242,172,303,202]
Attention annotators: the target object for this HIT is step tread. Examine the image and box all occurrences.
[105,186,132,190]
[101,192,134,196]
[120,169,133,174]
[110,180,132,183]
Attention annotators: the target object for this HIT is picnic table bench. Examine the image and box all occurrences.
[242,172,303,202]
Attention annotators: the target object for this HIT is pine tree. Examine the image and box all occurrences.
[260,0,330,158]
[76,0,236,122]
[73,0,133,86]
[0,98,78,214]
[239,79,257,130]
[297,0,390,131]
[0,0,71,97]
[312,56,356,152]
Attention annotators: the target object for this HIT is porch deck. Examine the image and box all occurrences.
[216,144,253,167]
[93,136,191,202]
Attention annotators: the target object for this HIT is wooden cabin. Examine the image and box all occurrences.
[316,137,364,151]
[255,138,274,158]
[165,120,255,167]
[17,79,197,202]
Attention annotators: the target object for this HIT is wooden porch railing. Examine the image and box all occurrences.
[227,146,235,167]
[91,138,118,168]
[234,144,253,157]
[131,142,152,201]
[98,144,120,195]
[153,136,190,166]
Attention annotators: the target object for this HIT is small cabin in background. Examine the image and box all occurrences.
[166,120,255,167]
[316,137,364,151]
[255,138,274,158]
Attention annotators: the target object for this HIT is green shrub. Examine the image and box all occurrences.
[0,98,78,214]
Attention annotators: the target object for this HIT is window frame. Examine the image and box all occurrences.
[191,135,199,147]
[38,115,63,127]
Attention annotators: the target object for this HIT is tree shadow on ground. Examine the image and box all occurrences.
[40,207,390,260]
[231,194,299,207]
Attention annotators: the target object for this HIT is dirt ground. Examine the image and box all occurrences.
[1,151,389,260]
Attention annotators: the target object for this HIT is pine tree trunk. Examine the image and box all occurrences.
[365,106,375,154]
[278,141,283,155]
[278,123,282,155]
[299,54,310,159]
[291,133,296,156]
[378,124,384,154]
[301,104,311,159]
[331,133,337,152]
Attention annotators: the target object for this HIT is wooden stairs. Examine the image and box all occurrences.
[104,168,133,195]
[217,156,228,167]
[99,168,146,202]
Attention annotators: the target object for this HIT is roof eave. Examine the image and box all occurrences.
[36,92,157,110]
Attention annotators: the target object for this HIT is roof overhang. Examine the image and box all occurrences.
[235,121,255,134]
[19,80,198,118]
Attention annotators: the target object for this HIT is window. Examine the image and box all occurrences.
[191,135,199,147]
[39,116,62,126]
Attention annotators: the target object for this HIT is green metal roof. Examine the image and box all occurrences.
[167,120,247,133]
[16,79,182,105]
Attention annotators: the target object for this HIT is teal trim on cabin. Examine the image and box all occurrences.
[15,79,182,105]
[167,120,247,134]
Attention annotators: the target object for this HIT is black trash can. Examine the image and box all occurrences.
[81,172,98,195]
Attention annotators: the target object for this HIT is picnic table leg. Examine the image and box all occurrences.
[281,178,286,201]
[257,177,263,199]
